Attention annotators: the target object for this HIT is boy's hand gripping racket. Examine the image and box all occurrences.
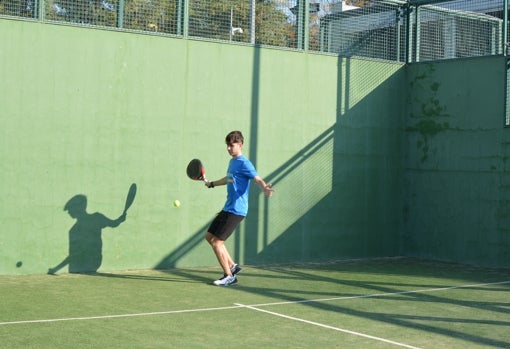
[186,159,209,183]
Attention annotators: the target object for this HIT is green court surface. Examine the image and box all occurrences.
[1,258,509,349]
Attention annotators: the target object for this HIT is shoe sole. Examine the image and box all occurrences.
[213,276,238,286]
[223,281,238,286]
[214,281,238,286]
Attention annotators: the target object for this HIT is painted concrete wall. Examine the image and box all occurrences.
[404,57,510,267]
[1,18,508,275]
[0,19,404,275]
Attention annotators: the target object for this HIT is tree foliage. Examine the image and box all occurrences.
[1,0,36,18]
[0,0,344,49]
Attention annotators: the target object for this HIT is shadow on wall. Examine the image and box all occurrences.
[48,184,136,274]
[155,223,210,269]
[155,127,336,269]
[155,57,405,268]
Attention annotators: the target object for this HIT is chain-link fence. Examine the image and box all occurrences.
[0,0,508,63]
[411,0,505,61]
[320,1,407,61]
[3,0,510,124]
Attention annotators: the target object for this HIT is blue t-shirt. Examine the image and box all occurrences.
[223,155,258,216]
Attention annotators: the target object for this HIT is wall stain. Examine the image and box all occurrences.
[406,64,451,163]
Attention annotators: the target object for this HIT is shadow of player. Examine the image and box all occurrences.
[48,194,126,274]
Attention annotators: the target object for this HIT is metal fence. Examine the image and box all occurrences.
[411,0,505,61]
[0,0,508,63]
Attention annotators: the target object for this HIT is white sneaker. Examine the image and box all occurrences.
[213,275,237,286]
[230,264,242,275]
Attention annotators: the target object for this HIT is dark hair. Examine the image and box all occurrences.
[225,130,244,145]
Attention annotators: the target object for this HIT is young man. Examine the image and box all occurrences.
[205,131,274,286]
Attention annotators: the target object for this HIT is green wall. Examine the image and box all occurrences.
[2,18,508,275]
[404,57,510,267]
[0,19,404,275]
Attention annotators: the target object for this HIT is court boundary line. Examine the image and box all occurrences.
[234,302,422,349]
[246,279,510,308]
[0,305,242,326]
[1,279,508,326]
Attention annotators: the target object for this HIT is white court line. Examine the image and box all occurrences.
[235,302,422,349]
[247,280,510,308]
[0,305,241,326]
[1,280,508,327]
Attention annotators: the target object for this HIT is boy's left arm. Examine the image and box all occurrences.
[253,176,274,197]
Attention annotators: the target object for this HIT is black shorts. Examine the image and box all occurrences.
[208,210,244,241]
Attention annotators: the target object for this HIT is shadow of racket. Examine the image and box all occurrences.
[123,183,137,215]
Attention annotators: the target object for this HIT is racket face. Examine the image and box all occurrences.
[186,159,205,180]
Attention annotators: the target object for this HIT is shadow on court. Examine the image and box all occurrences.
[89,271,209,284]
[251,262,510,343]
[150,258,510,348]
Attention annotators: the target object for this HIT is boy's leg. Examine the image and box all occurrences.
[205,211,244,281]
[206,232,233,276]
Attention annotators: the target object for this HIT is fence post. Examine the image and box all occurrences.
[405,4,413,63]
[504,0,508,56]
[303,0,309,51]
[292,0,309,50]
[37,0,45,21]
[177,0,189,38]
[117,0,124,28]
[250,0,255,44]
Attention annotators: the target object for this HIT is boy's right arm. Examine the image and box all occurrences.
[206,176,227,188]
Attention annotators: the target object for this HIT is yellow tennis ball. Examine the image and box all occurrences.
[173,199,181,207]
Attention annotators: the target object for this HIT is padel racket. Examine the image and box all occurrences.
[123,183,137,214]
[186,159,209,183]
